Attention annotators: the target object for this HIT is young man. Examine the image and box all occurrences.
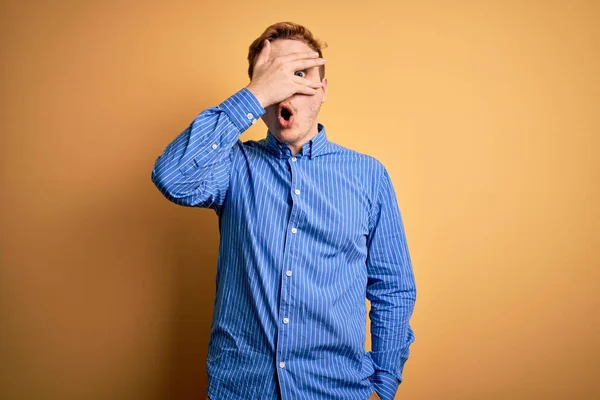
[151,22,416,400]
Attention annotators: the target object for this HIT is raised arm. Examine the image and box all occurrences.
[151,39,325,213]
[150,88,264,212]
[366,166,417,400]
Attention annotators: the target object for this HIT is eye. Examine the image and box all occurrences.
[294,70,306,78]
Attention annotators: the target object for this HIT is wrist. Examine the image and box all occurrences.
[245,84,267,109]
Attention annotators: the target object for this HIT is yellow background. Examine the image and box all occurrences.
[1,1,599,399]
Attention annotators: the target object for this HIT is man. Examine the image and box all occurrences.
[151,22,416,400]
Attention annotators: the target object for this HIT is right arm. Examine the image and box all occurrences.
[151,40,325,212]
[150,87,265,212]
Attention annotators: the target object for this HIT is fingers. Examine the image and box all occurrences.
[255,39,271,66]
[288,57,326,71]
[293,76,323,89]
[277,50,321,64]
[294,83,319,96]
[290,76,321,96]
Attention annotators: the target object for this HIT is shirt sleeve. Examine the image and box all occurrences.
[366,165,417,400]
[151,87,265,213]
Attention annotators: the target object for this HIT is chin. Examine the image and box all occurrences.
[272,125,293,137]
[278,127,302,141]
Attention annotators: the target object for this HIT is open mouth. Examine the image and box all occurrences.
[281,107,292,121]
[278,104,295,128]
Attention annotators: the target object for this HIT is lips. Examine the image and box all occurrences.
[277,103,295,129]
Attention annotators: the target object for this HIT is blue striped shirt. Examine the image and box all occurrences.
[151,88,416,400]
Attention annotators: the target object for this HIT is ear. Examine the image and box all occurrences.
[320,78,328,103]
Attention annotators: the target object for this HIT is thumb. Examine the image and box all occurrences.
[255,39,270,66]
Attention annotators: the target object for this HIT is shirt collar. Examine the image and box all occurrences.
[265,123,330,160]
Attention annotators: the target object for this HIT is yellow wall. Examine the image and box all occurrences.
[1,1,598,399]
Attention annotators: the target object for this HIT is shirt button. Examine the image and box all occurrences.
[294,189,300,195]
[279,361,286,368]
[283,317,289,324]
[246,113,254,120]
[211,143,218,149]
[286,270,292,277]
[291,227,297,234]
[291,157,297,162]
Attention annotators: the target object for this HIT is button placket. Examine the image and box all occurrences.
[276,155,302,387]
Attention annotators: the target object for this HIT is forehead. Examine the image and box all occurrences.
[268,39,313,60]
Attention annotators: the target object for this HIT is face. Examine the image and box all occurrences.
[259,39,328,149]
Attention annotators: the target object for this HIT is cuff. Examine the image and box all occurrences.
[371,370,401,400]
[218,87,265,132]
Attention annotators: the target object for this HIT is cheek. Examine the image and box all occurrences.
[266,107,278,120]
[296,97,319,115]
[303,101,321,119]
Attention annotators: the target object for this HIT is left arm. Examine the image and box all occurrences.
[366,166,417,400]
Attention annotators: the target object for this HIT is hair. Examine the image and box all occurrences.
[247,21,328,81]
